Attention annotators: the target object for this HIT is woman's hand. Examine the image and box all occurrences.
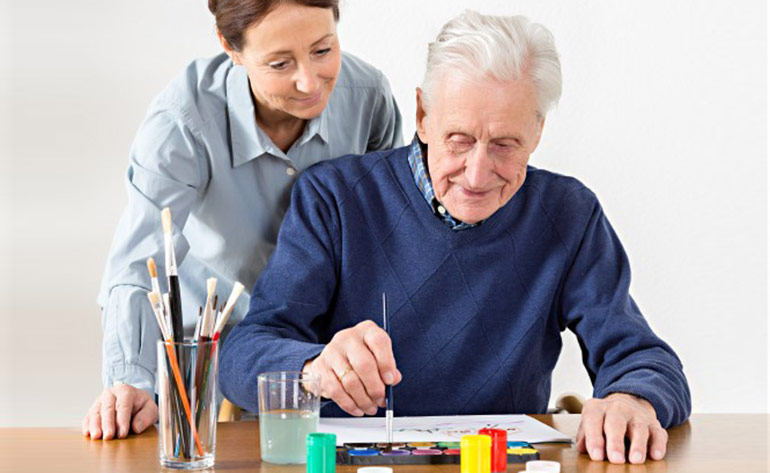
[82,384,158,439]
[303,320,402,416]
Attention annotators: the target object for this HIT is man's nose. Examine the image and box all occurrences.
[464,145,493,190]
[295,63,319,94]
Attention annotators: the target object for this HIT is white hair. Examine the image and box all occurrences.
[422,10,562,118]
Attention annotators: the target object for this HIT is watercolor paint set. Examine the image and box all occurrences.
[336,441,540,465]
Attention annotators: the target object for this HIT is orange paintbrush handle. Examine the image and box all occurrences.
[165,343,204,457]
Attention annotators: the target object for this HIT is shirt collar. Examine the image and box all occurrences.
[226,63,329,168]
[406,134,476,231]
[302,101,330,146]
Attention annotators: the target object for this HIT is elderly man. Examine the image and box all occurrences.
[220,10,691,465]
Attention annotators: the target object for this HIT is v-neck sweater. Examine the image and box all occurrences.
[220,145,691,428]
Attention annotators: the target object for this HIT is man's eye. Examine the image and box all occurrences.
[448,139,474,151]
[314,48,331,57]
[492,141,518,152]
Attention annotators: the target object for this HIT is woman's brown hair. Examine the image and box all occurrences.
[208,0,340,52]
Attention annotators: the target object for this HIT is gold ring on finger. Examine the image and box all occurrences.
[336,366,353,383]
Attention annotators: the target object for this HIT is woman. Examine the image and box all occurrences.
[83,0,401,440]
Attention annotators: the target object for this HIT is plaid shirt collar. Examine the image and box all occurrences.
[406,135,476,231]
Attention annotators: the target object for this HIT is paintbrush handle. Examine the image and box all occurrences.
[192,336,211,413]
[194,341,218,423]
[382,293,395,443]
[167,275,184,342]
[386,383,394,443]
[164,343,204,457]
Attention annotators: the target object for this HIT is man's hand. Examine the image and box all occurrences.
[82,384,158,439]
[577,393,668,464]
[303,320,402,417]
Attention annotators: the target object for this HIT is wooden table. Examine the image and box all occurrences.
[1,415,767,472]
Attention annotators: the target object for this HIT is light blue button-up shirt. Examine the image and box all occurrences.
[98,52,402,393]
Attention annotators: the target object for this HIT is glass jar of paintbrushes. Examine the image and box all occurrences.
[146,207,245,469]
[157,340,219,469]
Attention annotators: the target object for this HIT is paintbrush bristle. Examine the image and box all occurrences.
[231,282,245,300]
[207,278,217,298]
[213,281,246,335]
[147,291,169,341]
[161,207,172,234]
[147,257,158,278]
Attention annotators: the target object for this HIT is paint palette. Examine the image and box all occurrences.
[336,441,540,465]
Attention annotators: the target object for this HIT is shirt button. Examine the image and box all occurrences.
[437,205,446,215]
[286,167,296,177]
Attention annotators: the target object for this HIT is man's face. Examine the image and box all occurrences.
[416,74,544,224]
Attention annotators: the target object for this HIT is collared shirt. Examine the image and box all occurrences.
[406,135,476,230]
[98,52,402,393]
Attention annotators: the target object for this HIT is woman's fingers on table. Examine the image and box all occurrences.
[113,384,136,438]
[130,392,158,434]
[83,385,157,439]
[82,401,95,437]
[86,398,103,439]
[112,384,157,436]
[99,389,118,440]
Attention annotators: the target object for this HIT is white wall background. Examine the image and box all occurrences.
[0,0,766,426]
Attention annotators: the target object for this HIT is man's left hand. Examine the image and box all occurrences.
[576,393,668,464]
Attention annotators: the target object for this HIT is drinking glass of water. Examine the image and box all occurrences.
[257,371,320,464]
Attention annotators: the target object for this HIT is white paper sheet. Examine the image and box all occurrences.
[319,414,573,446]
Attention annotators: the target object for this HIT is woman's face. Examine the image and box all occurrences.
[223,3,341,121]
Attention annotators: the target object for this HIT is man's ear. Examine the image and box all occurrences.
[217,29,242,65]
[416,87,429,143]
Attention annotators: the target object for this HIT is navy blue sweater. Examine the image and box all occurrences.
[220,146,691,428]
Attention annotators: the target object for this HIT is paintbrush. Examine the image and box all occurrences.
[192,279,217,420]
[383,292,394,444]
[162,293,172,336]
[161,208,184,343]
[147,291,170,341]
[147,258,162,297]
[212,282,245,340]
[200,278,217,339]
[147,258,171,335]
[206,295,218,337]
[193,307,203,340]
[148,291,204,456]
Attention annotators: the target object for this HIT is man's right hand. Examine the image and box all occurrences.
[303,320,402,417]
[82,384,158,439]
